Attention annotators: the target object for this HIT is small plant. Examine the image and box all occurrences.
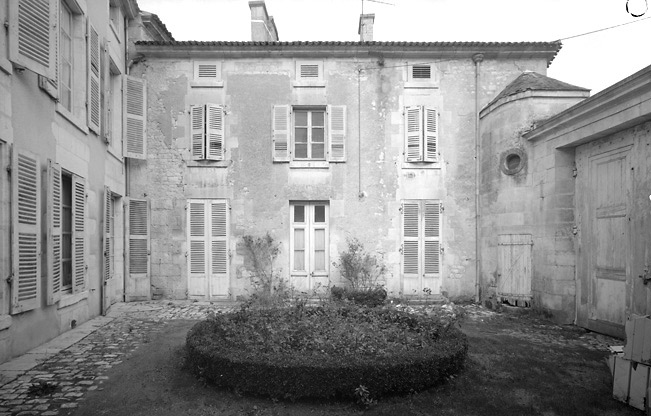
[333,238,387,290]
[354,384,377,409]
[241,233,290,309]
[27,381,59,396]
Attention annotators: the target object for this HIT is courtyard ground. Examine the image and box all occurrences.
[0,301,642,416]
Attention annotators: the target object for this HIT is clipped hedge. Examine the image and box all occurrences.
[330,285,387,307]
[185,305,468,401]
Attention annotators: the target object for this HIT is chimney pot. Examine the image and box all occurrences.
[358,13,375,42]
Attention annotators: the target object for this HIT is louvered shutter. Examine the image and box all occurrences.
[210,200,229,297]
[402,201,420,293]
[328,105,346,162]
[190,105,205,160]
[125,198,150,300]
[71,175,86,293]
[123,75,147,159]
[46,159,62,305]
[188,201,207,296]
[272,105,290,162]
[206,104,224,161]
[404,106,423,162]
[8,0,57,79]
[101,40,111,144]
[87,23,101,134]
[11,149,41,313]
[103,186,112,285]
[37,0,59,98]
[423,202,441,290]
[424,107,438,162]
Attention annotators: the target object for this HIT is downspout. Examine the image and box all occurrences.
[473,53,484,304]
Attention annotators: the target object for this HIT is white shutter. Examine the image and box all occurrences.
[87,23,101,134]
[46,159,62,305]
[423,202,441,292]
[125,198,150,300]
[8,0,57,79]
[404,106,423,162]
[210,200,229,297]
[11,149,41,313]
[402,201,420,294]
[328,105,346,162]
[424,107,438,162]
[190,105,205,160]
[272,105,290,162]
[101,40,111,144]
[123,75,147,159]
[71,175,86,293]
[206,104,224,161]
[188,200,207,296]
[103,186,113,284]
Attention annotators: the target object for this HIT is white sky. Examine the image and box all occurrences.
[137,0,651,94]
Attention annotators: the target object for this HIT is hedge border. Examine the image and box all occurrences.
[185,309,468,400]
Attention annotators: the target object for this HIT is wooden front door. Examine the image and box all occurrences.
[497,234,532,307]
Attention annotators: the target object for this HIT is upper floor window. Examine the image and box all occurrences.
[411,64,431,80]
[294,109,325,160]
[191,60,223,88]
[59,2,74,111]
[190,104,225,161]
[404,106,439,163]
[296,61,323,81]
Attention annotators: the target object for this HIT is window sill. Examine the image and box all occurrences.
[56,105,89,135]
[289,160,329,169]
[292,81,326,88]
[39,76,58,100]
[0,315,12,331]
[186,159,231,168]
[58,291,89,309]
[402,161,442,169]
[190,80,224,89]
[404,82,438,90]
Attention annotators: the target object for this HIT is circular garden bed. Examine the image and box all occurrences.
[185,304,468,401]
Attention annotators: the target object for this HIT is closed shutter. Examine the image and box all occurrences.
[71,175,86,293]
[101,40,111,144]
[87,23,101,134]
[405,106,423,162]
[8,0,57,79]
[190,105,205,160]
[206,104,224,161]
[424,108,438,162]
[123,75,147,159]
[423,202,441,289]
[210,200,229,297]
[272,105,290,162]
[125,198,149,290]
[103,186,112,283]
[46,159,62,305]
[402,202,420,283]
[11,149,41,313]
[188,201,207,296]
[328,105,346,162]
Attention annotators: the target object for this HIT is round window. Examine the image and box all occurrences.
[500,148,526,175]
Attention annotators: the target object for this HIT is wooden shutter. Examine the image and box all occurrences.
[11,149,41,313]
[206,104,224,161]
[71,175,86,293]
[101,40,111,144]
[46,159,62,305]
[37,0,59,99]
[8,0,57,79]
[87,23,101,134]
[402,201,420,292]
[103,186,113,284]
[210,200,229,297]
[123,75,147,159]
[328,105,346,162]
[190,105,205,160]
[272,105,290,162]
[405,106,423,162]
[125,198,150,298]
[424,108,438,162]
[423,202,441,286]
[188,200,207,296]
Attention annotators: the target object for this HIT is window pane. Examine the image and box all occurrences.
[314,228,325,249]
[312,143,325,160]
[295,111,308,126]
[314,205,325,223]
[294,205,305,223]
[294,229,305,271]
[295,143,308,159]
[294,228,305,250]
[314,251,325,271]
[294,250,305,271]
[312,111,324,127]
[295,127,307,143]
[312,127,324,142]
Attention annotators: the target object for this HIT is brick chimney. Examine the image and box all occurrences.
[358,13,375,42]
[249,1,279,41]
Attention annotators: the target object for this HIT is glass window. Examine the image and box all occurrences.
[293,108,326,161]
[59,2,73,112]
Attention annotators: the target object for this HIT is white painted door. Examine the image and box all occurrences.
[290,202,329,292]
[401,200,441,296]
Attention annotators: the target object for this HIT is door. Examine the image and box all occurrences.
[290,202,329,293]
[187,199,229,299]
[125,197,150,301]
[401,200,441,296]
[497,234,533,307]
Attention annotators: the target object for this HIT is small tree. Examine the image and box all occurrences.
[333,238,387,290]
[241,233,289,308]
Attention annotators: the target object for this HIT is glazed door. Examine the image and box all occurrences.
[290,202,329,293]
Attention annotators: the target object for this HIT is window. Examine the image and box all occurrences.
[401,200,441,295]
[109,2,123,39]
[190,104,225,161]
[272,105,346,163]
[123,75,147,159]
[59,2,73,111]
[405,63,437,89]
[290,202,329,291]
[404,106,438,163]
[102,57,121,147]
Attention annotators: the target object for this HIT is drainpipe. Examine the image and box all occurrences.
[473,53,484,304]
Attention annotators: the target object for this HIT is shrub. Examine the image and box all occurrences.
[333,238,387,290]
[186,303,468,401]
[331,285,387,307]
[240,233,290,308]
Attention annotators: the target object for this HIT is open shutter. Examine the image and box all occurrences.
[123,75,147,159]
[424,107,438,162]
[206,104,224,161]
[328,105,346,162]
[402,201,420,294]
[190,105,205,160]
[87,23,101,134]
[423,201,441,293]
[210,200,229,297]
[103,186,112,283]
[404,106,423,162]
[8,0,57,79]
[11,149,41,313]
[125,198,150,300]
[71,175,86,293]
[46,160,62,305]
[188,201,207,297]
[101,40,111,144]
[272,105,290,162]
